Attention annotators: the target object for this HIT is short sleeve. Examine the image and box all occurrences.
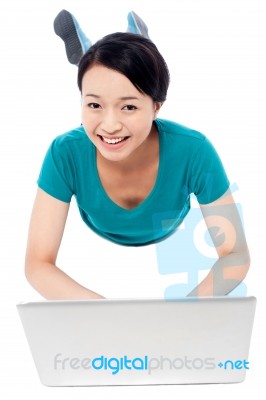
[190,136,230,204]
[37,138,74,203]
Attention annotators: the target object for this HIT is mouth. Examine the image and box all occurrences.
[97,135,129,145]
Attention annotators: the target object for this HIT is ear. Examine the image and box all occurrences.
[154,102,163,119]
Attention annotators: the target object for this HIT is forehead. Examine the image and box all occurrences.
[82,64,142,97]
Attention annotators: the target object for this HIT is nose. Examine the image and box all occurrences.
[100,110,123,135]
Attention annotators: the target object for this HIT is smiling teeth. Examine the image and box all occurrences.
[102,136,125,144]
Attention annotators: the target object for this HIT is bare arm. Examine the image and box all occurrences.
[25,188,105,299]
[187,189,250,296]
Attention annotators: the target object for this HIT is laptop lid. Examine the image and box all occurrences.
[17,296,256,386]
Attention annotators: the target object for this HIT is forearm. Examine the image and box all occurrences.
[25,261,105,300]
[187,251,250,297]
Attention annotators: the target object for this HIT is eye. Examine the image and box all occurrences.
[87,103,101,109]
[122,105,137,111]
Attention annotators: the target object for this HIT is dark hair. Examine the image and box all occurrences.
[78,32,170,103]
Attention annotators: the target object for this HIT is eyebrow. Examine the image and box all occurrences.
[85,94,140,101]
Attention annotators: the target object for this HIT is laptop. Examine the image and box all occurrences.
[17,296,256,386]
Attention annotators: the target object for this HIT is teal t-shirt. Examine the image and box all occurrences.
[37,118,230,246]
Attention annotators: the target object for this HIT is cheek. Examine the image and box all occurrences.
[81,107,88,123]
[81,110,98,128]
[136,117,154,136]
[128,113,153,132]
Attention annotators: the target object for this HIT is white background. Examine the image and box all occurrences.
[0,0,265,398]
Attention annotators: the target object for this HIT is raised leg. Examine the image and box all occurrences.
[54,9,91,66]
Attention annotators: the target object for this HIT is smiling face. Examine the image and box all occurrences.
[81,64,161,163]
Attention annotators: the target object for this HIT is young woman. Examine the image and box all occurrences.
[25,26,250,299]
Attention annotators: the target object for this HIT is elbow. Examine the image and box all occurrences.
[24,253,44,285]
[238,247,251,280]
[223,248,251,284]
[24,255,36,285]
[24,252,56,290]
[241,258,250,283]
